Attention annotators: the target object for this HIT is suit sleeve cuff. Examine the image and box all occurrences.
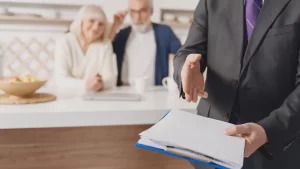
[176,61,186,99]
[257,114,286,156]
[179,82,186,99]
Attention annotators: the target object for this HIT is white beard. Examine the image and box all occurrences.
[132,20,152,33]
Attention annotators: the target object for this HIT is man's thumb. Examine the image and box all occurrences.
[187,54,202,63]
[224,124,251,136]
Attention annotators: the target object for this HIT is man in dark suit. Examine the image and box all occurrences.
[173,0,300,168]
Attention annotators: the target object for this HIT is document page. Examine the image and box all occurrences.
[139,109,245,167]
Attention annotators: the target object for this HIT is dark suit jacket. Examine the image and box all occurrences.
[174,0,300,168]
[112,23,181,86]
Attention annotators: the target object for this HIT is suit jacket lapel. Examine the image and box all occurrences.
[227,0,244,64]
[241,0,291,75]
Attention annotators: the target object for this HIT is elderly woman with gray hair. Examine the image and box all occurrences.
[55,5,117,92]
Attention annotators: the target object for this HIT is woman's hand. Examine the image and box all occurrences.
[85,74,104,92]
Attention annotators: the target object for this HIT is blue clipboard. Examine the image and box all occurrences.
[135,142,230,169]
[135,111,231,169]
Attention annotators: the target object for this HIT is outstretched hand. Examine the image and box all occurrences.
[181,54,208,102]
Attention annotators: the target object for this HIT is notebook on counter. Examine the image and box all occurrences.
[136,109,245,169]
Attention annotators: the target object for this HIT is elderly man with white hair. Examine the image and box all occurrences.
[110,0,181,86]
[55,5,117,93]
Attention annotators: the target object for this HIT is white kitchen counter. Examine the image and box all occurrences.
[0,87,198,129]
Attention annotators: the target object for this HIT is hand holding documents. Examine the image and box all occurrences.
[136,109,245,169]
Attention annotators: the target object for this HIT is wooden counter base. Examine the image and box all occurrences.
[0,125,192,169]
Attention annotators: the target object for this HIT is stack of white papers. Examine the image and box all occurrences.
[137,109,245,169]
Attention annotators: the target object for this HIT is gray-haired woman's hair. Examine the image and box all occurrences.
[69,4,109,41]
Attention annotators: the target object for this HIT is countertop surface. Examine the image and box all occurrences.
[0,86,198,129]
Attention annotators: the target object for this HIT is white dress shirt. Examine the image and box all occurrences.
[121,28,156,86]
[244,0,264,4]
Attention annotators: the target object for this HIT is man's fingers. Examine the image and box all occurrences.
[182,54,204,102]
[114,14,119,19]
[186,54,202,64]
[115,14,124,21]
[118,13,125,19]
[115,14,122,19]
[192,88,198,103]
[182,73,192,95]
[185,93,192,102]
[122,10,128,16]
[198,91,208,98]
[184,82,194,102]
[114,10,127,20]
[114,11,127,23]
[225,124,252,136]
[244,141,252,157]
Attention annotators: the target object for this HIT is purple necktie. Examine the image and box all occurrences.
[246,0,263,40]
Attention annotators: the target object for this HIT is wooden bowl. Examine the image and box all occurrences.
[0,80,46,97]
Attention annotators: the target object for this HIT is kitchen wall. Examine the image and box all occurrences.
[0,0,199,22]
[0,0,199,80]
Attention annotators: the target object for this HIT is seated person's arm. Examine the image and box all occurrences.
[54,38,85,91]
[109,10,128,41]
[100,42,118,90]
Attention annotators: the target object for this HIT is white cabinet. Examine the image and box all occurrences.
[42,0,128,22]
[154,0,199,10]
[0,0,43,2]
[42,0,104,5]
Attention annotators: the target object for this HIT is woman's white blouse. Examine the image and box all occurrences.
[54,33,117,92]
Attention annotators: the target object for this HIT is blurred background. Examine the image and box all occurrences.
[0,2,200,169]
[0,0,199,84]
